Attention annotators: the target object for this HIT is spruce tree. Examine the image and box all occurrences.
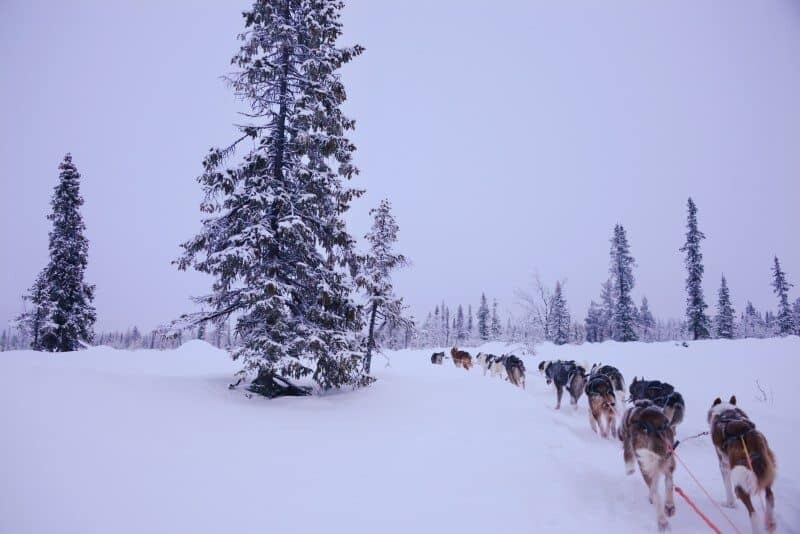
[18,154,96,351]
[549,282,570,345]
[609,224,637,341]
[356,199,410,374]
[771,256,794,335]
[714,275,735,339]
[477,293,490,341]
[792,297,800,336]
[467,305,474,338]
[741,301,764,338]
[638,296,655,342]
[599,279,614,341]
[455,305,465,344]
[177,0,367,392]
[680,198,711,340]
[18,269,53,350]
[490,299,502,340]
[584,301,603,343]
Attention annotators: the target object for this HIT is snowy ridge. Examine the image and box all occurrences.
[1,338,799,533]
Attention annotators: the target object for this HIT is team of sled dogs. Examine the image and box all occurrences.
[432,349,777,533]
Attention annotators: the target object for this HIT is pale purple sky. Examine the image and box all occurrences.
[2,1,799,332]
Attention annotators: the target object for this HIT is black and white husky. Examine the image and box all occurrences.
[629,377,685,429]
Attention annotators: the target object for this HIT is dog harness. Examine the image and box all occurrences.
[717,410,757,453]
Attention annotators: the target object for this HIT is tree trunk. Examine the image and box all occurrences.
[364,301,378,375]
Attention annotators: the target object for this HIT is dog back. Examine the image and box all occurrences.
[710,408,776,490]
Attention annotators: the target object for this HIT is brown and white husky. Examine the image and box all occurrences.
[708,396,777,534]
[584,374,618,438]
[619,400,676,532]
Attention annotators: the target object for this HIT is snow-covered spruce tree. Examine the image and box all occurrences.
[793,298,800,336]
[741,301,764,339]
[680,198,711,340]
[549,282,570,345]
[771,256,794,336]
[356,198,410,374]
[455,305,466,344]
[490,299,502,340]
[466,305,474,339]
[638,296,655,342]
[599,279,614,340]
[18,154,96,352]
[714,275,735,339]
[610,224,637,341]
[176,0,368,394]
[477,293,490,341]
[17,269,54,350]
[584,301,603,343]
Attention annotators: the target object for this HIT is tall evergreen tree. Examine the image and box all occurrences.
[477,293,490,341]
[680,198,711,340]
[771,256,794,335]
[714,275,735,339]
[638,296,655,342]
[176,0,367,393]
[18,154,96,351]
[490,299,502,340]
[356,199,410,374]
[549,282,570,345]
[610,224,637,341]
[466,304,474,338]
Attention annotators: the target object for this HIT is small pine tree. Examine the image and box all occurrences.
[467,305,474,338]
[599,279,614,341]
[490,299,502,340]
[584,301,603,343]
[741,301,764,339]
[477,293,490,341]
[549,282,570,345]
[771,257,794,335]
[680,198,711,340]
[455,305,466,344]
[356,199,411,374]
[638,296,655,342]
[610,224,637,342]
[714,275,735,339]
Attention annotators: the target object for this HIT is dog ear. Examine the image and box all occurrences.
[729,395,737,405]
[712,397,722,406]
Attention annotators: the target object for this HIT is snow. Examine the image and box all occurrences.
[2,337,799,533]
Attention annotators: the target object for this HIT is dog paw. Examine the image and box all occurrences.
[657,519,670,532]
[766,518,776,533]
[665,503,675,517]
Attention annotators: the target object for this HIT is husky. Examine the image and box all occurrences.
[546,360,586,409]
[629,377,685,429]
[590,363,626,406]
[450,347,472,370]
[430,352,444,365]
[708,396,777,533]
[476,353,500,376]
[584,374,618,438]
[489,355,508,379]
[504,355,526,389]
[619,399,676,532]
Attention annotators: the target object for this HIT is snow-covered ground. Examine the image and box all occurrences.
[1,338,799,533]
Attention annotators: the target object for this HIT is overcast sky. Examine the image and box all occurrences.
[2,1,799,332]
